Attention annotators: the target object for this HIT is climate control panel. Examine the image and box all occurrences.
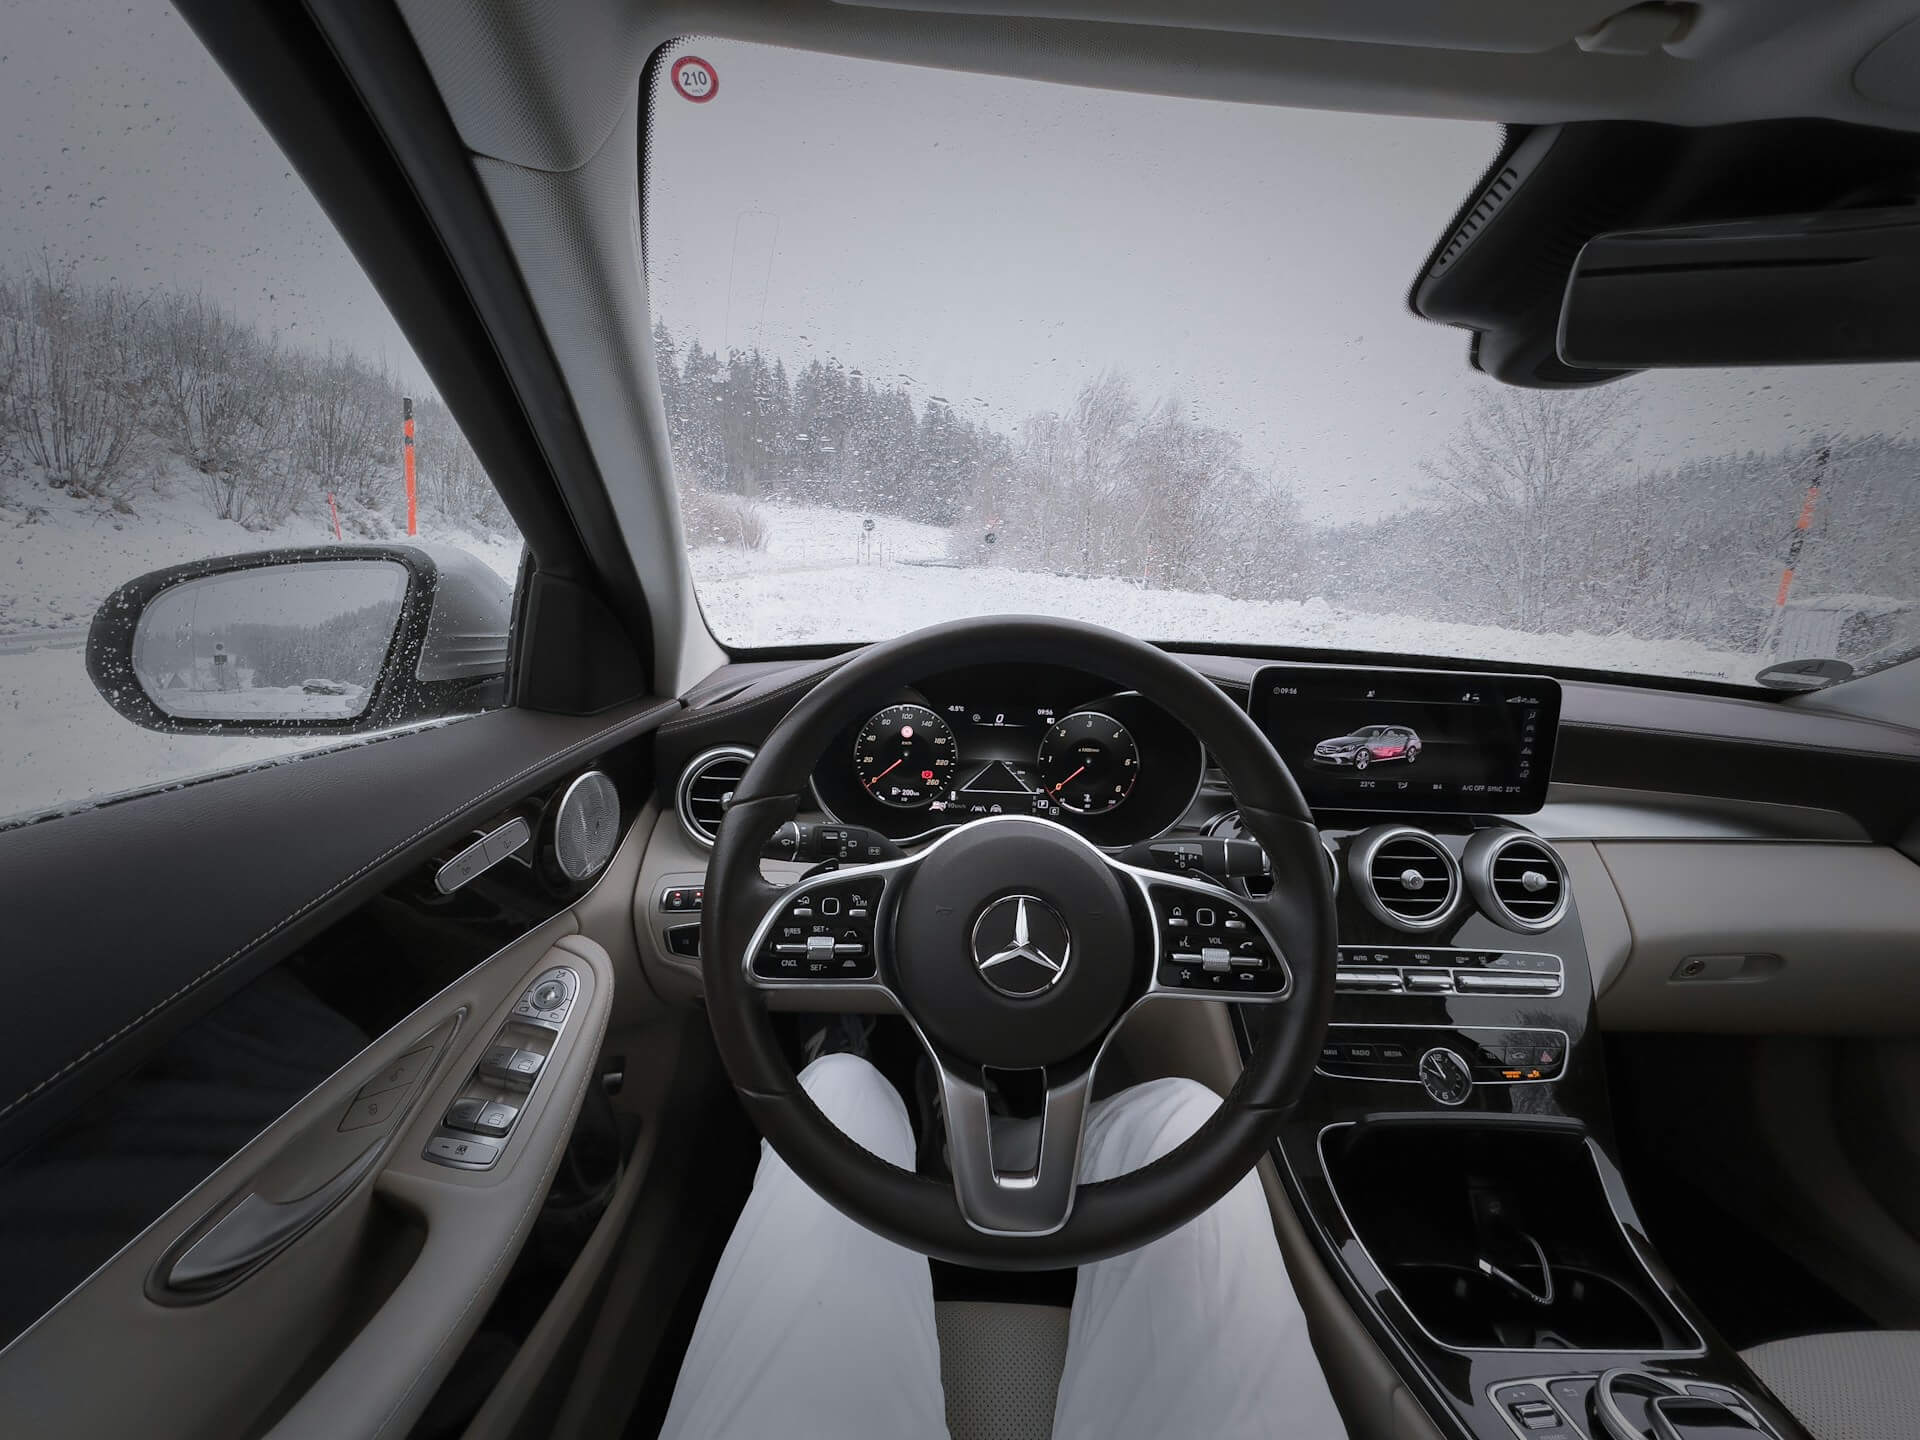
[1334,945,1562,997]
[1317,1023,1568,1091]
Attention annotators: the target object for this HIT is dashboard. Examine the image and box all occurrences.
[808,663,1205,847]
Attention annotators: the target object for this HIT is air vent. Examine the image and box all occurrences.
[1466,830,1568,933]
[677,746,753,847]
[1351,826,1461,932]
[1205,809,1336,899]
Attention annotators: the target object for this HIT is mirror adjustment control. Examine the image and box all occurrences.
[513,966,578,1025]
[479,1045,545,1088]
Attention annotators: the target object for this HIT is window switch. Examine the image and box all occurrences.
[479,1045,545,1088]
[473,1101,519,1137]
[445,1097,489,1132]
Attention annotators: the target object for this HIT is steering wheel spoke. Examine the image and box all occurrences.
[743,857,914,996]
[932,1055,1094,1237]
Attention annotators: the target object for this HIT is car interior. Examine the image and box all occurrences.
[4,2,1920,1439]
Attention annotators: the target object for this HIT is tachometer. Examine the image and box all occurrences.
[1037,711,1139,815]
[852,704,956,809]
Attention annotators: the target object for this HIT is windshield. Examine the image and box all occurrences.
[644,40,1920,689]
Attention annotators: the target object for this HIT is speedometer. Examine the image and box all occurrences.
[852,704,956,809]
[1037,711,1139,815]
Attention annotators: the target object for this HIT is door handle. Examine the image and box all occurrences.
[166,1139,383,1294]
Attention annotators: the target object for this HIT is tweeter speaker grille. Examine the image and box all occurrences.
[553,770,621,881]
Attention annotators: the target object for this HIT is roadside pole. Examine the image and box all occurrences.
[1760,444,1831,657]
[404,396,418,536]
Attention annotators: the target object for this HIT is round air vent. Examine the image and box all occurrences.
[553,770,621,881]
[1465,830,1568,932]
[1204,809,1336,899]
[677,746,753,847]
[1350,826,1461,932]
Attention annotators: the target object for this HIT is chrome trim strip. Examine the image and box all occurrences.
[1335,942,1566,1000]
[1314,1122,1706,1359]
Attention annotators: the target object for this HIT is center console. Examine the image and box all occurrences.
[1234,665,1806,1440]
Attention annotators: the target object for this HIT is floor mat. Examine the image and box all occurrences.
[936,1301,1070,1440]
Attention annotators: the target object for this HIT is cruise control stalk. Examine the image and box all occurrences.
[1116,837,1269,884]
[766,821,907,865]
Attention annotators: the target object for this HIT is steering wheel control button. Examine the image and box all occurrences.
[752,877,882,980]
[970,894,1072,998]
[513,966,578,1024]
[1150,884,1285,993]
[424,1133,503,1170]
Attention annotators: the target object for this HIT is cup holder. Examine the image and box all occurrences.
[1321,1121,1697,1353]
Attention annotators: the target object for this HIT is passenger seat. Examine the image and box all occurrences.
[1741,1332,1920,1440]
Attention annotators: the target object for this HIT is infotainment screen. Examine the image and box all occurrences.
[1247,665,1559,814]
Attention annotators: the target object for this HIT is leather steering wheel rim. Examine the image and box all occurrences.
[699,616,1337,1269]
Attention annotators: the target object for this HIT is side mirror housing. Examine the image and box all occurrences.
[86,545,511,736]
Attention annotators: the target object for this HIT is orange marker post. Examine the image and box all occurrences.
[1761,444,1831,656]
[403,396,417,537]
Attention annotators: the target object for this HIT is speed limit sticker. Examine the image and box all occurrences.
[671,55,718,103]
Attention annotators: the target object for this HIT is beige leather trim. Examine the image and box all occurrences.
[0,921,612,1440]
[1596,842,1920,1033]
[1113,1001,1444,1440]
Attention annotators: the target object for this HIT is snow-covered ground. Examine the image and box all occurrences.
[689,506,1757,682]
[3,485,1761,829]
[0,468,520,826]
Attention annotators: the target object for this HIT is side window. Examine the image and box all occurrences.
[0,0,522,828]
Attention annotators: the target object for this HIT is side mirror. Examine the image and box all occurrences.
[1559,206,1920,370]
[86,545,511,736]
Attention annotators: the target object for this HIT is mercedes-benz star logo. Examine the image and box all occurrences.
[970,894,1071,999]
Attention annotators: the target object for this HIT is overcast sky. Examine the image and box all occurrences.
[646,37,1920,523]
[0,0,427,386]
[3,7,1916,527]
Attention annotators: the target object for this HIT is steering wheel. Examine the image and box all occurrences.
[700,617,1336,1269]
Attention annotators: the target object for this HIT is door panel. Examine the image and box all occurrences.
[0,924,615,1440]
[0,697,674,1162]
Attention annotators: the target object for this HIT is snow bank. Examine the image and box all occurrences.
[0,459,522,824]
[690,510,1755,683]
[0,465,521,638]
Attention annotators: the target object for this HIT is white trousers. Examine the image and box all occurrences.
[660,1053,1347,1439]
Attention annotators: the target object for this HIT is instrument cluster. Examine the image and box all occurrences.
[811,663,1206,846]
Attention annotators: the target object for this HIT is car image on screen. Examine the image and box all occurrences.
[1311,724,1422,770]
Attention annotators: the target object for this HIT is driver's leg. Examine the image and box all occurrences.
[659,1052,948,1440]
[1051,1077,1347,1440]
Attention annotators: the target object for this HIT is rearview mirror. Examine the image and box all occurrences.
[1558,206,1920,370]
[87,545,511,735]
